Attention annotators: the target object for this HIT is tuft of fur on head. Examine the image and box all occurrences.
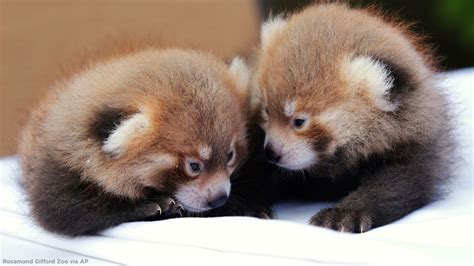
[260,16,288,52]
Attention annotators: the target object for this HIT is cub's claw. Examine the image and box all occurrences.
[138,202,164,218]
[309,208,373,233]
[172,202,184,217]
[156,197,185,218]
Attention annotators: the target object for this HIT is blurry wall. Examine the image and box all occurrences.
[0,0,260,156]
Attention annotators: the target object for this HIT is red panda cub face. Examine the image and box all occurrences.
[82,50,251,213]
[256,4,433,172]
[260,98,331,170]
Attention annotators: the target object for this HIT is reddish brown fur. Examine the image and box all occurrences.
[19,41,250,235]
[256,3,444,164]
[247,3,453,232]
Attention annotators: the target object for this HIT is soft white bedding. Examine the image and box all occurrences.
[1,69,473,265]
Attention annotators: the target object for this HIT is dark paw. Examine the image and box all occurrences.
[156,197,184,218]
[244,205,275,219]
[309,208,373,233]
[140,198,184,220]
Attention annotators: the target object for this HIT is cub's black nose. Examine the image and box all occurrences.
[265,147,281,163]
[207,193,228,208]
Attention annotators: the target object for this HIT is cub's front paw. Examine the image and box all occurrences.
[242,205,274,219]
[155,197,184,218]
[309,208,373,233]
[135,202,163,219]
[138,198,184,220]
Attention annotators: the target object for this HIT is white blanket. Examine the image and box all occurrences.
[1,69,473,265]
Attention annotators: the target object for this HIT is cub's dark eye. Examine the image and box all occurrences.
[293,118,306,128]
[227,150,234,163]
[190,162,201,173]
[185,158,203,177]
[264,107,269,114]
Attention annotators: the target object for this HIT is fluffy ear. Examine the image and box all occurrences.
[261,16,288,51]
[342,56,403,112]
[229,56,251,94]
[102,112,150,157]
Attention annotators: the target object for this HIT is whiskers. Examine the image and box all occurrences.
[297,168,307,183]
[186,210,206,218]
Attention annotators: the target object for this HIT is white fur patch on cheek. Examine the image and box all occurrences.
[281,139,317,170]
[207,173,231,197]
[284,100,296,117]
[261,16,288,50]
[341,56,398,112]
[266,126,317,170]
[175,184,204,213]
[102,113,150,157]
[199,145,212,160]
[175,182,217,213]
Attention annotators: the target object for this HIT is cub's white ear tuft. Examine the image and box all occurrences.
[102,112,150,157]
[229,56,251,93]
[261,16,288,50]
[342,56,398,112]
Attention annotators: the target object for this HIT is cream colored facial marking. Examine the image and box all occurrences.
[199,145,212,160]
[284,100,296,117]
[206,171,231,197]
[175,171,231,213]
[265,125,317,170]
[282,139,317,170]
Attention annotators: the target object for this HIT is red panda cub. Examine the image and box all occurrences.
[254,3,453,232]
[19,45,251,236]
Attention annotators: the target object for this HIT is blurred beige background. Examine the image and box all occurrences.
[0,0,260,156]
